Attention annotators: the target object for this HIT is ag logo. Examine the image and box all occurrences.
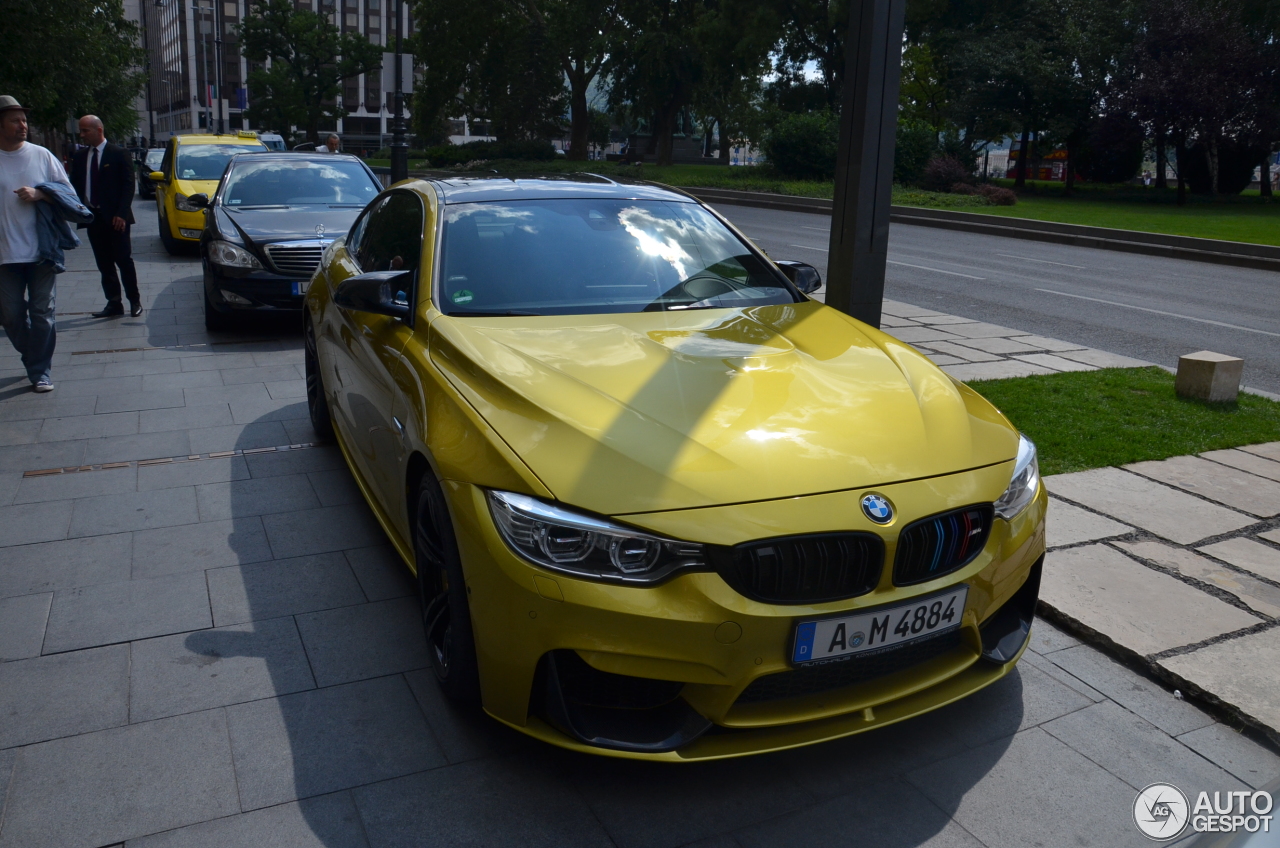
[1133,783,1189,841]
[861,493,893,524]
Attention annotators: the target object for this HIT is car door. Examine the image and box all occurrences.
[336,190,424,524]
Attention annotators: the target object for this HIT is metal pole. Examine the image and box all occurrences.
[389,0,408,182]
[213,0,224,133]
[825,0,908,329]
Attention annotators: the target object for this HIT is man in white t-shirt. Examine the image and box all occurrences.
[0,96,75,392]
[319,134,340,153]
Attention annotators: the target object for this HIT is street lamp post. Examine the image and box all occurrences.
[213,0,224,134]
[389,0,407,182]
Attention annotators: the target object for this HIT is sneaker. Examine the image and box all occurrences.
[33,378,54,393]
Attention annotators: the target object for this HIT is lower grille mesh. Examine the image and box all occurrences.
[735,630,963,704]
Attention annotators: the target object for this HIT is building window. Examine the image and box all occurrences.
[345,12,356,26]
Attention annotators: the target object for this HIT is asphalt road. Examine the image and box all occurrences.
[719,205,1280,396]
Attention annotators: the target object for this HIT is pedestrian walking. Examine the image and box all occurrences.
[70,115,141,318]
[0,96,90,393]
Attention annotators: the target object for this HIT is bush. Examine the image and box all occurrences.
[950,182,980,195]
[977,184,1017,205]
[424,139,558,167]
[919,155,972,192]
[895,119,938,185]
[760,111,839,180]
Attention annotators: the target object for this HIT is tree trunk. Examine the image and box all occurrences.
[567,69,589,161]
[1064,142,1077,196]
[1014,126,1030,188]
[1261,153,1273,199]
[1206,138,1219,197]
[655,102,679,167]
[1175,135,1187,206]
[1155,131,1168,190]
[717,118,730,161]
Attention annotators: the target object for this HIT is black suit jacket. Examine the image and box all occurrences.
[70,142,136,226]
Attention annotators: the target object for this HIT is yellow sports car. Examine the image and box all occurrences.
[303,175,1046,760]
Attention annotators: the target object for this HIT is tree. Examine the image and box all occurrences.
[768,0,848,109]
[239,0,382,144]
[1,0,145,149]
[689,0,777,160]
[533,0,622,159]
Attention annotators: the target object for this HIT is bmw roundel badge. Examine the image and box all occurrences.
[861,493,894,524]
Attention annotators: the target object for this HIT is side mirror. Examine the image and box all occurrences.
[776,260,822,294]
[333,270,412,319]
[148,171,165,182]
[187,193,210,209]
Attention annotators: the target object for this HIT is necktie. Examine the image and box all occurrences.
[89,147,99,207]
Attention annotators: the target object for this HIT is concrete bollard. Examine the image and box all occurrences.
[1175,351,1243,402]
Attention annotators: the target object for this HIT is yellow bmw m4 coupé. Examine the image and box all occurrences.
[303,174,1047,760]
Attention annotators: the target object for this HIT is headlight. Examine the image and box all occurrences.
[994,435,1040,520]
[207,240,263,270]
[487,490,706,583]
[175,193,204,212]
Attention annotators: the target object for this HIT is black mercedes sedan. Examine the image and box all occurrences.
[137,148,164,199]
[196,152,382,330]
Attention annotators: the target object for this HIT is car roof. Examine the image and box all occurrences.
[174,134,267,146]
[425,173,696,205]
[227,152,366,165]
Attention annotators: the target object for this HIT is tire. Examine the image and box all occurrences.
[203,287,233,332]
[413,470,481,704]
[159,213,180,255]
[303,317,334,440]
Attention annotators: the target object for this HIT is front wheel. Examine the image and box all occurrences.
[159,213,179,255]
[303,317,334,440]
[414,471,481,704]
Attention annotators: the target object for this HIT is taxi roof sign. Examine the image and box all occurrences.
[237,130,259,139]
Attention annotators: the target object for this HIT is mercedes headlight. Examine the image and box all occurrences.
[175,192,205,212]
[487,490,705,583]
[994,435,1040,520]
[207,240,263,270]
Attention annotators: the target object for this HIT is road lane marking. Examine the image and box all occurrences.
[1036,289,1280,338]
[997,253,1086,269]
[801,226,829,231]
[788,244,828,252]
[887,260,985,280]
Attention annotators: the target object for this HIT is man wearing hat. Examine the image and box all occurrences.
[0,96,77,392]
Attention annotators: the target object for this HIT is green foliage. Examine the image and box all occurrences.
[970,368,1280,476]
[1,0,145,142]
[894,119,938,185]
[759,111,839,179]
[239,0,382,144]
[1075,113,1145,184]
[422,140,558,167]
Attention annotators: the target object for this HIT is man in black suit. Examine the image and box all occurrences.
[71,115,141,317]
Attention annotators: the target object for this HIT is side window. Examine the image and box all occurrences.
[355,191,424,274]
[346,199,380,264]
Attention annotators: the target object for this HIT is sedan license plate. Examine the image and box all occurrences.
[291,281,309,296]
[792,586,967,665]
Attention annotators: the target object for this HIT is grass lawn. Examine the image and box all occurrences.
[364,158,1280,246]
[968,367,1280,476]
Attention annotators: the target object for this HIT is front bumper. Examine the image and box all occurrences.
[445,461,1048,760]
[204,261,311,314]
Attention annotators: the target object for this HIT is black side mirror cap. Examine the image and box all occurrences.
[776,260,822,294]
[333,270,413,319]
[188,193,210,209]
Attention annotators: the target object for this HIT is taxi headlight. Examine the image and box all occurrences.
[994,435,1040,520]
[207,240,263,270]
[487,490,705,583]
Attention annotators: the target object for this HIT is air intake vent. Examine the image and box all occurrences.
[736,629,962,703]
[264,242,327,278]
[893,505,993,586]
[714,533,884,605]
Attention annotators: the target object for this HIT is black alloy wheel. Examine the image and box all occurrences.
[303,318,334,440]
[413,471,481,704]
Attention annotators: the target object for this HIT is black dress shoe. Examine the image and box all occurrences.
[92,303,125,318]
[130,302,143,317]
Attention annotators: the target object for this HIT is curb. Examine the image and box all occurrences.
[678,186,1280,274]
[1036,599,1280,749]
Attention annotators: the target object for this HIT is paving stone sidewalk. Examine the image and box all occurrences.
[1,201,1278,848]
[1041,442,1280,745]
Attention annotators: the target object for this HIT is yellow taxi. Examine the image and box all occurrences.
[303,175,1047,760]
[148,131,267,253]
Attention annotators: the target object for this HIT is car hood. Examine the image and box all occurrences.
[430,302,1019,516]
[219,206,359,244]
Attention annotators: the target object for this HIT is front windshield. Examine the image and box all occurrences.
[221,159,379,208]
[175,144,264,180]
[438,199,799,316]
[145,150,164,169]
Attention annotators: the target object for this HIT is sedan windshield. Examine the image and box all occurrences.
[438,199,799,316]
[175,144,265,180]
[221,159,380,208]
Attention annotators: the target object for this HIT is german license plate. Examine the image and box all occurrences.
[791,586,967,665]
[291,281,309,296]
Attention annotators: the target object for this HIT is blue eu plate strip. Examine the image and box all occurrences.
[793,621,817,663]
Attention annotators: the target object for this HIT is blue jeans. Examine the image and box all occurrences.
[0,262,57,384]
